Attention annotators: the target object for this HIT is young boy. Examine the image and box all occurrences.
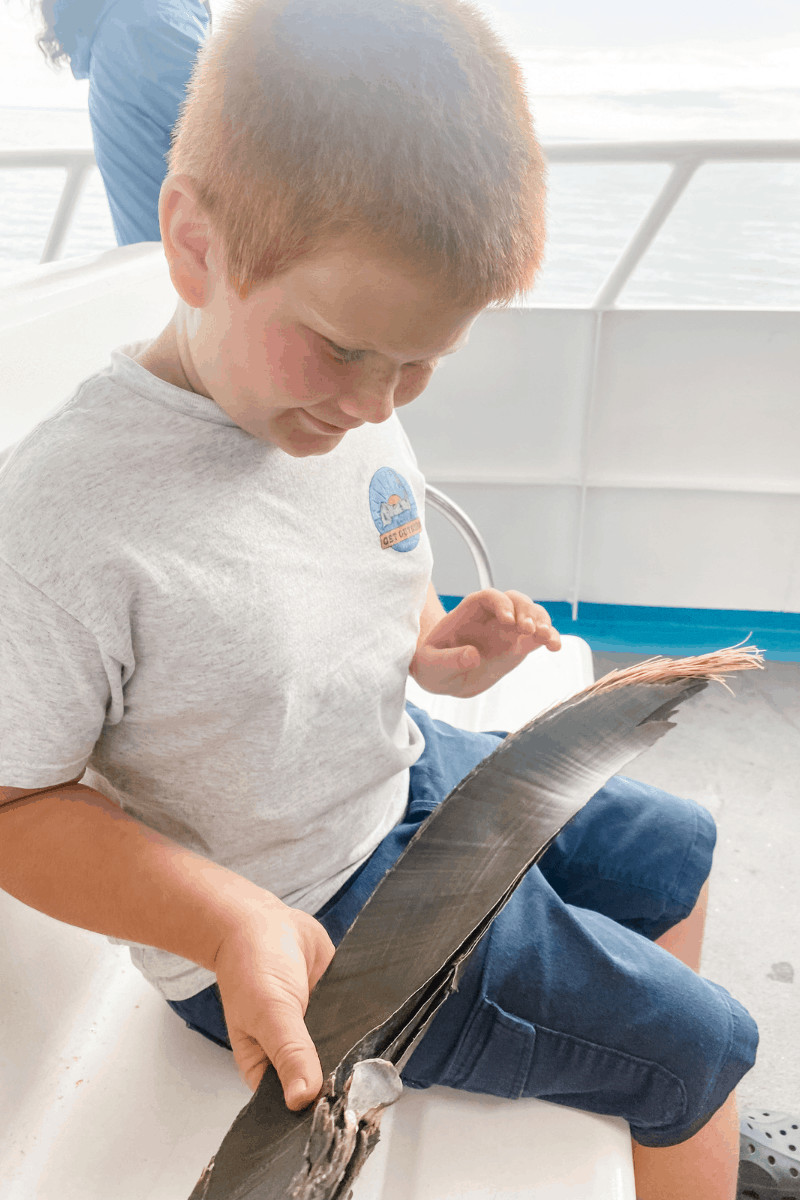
[0,1,758,1196]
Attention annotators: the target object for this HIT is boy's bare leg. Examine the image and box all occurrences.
[631,881,741,1200]
[654,879,709,973]
[632,1092,739,1200]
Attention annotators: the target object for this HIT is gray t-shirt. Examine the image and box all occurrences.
[0,340,433,1000]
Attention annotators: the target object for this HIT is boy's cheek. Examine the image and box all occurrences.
[264,324,340,402]
[394,364,435,408]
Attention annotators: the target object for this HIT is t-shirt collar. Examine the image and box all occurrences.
[112,340,241,428]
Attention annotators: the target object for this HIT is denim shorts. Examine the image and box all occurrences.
[166,701,758,1148]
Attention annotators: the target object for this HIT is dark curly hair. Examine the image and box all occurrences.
[23,0,108,69]
[22,0,211,69]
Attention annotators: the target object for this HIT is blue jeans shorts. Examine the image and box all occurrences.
[166,701,758,1148]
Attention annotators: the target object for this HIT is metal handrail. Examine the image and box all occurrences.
[425,484,495,591]
[542,138,797,161]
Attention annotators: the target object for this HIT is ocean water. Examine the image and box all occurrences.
[0,46,798,306]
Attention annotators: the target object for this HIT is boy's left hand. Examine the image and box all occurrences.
[410,589,561,699]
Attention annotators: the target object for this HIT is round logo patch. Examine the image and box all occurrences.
[368,467,421,552]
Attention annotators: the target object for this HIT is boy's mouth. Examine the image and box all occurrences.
[301,409,359,433]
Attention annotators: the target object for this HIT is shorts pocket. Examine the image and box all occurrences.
[438,997,537,1101]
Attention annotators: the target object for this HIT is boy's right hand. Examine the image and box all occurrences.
[212,900,335,1109]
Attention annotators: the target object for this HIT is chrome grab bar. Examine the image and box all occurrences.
[425,483,495,592]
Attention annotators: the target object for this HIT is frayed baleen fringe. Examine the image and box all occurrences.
[574,641,765,702]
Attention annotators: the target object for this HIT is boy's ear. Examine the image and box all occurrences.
[158,174,216,309]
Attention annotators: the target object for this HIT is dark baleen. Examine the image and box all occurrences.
[189,644,763,1200]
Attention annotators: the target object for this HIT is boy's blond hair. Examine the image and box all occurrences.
[168,0,546,305]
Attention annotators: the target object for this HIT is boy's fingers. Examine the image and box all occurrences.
[502,592,538,628]
[232,1030,274,1094]
[488,589,515,622]
[465,589,513,623]
[258,1001,323,1109]
[421,643,478,669]
[524,617,561,648]
[504,595,560,650]
[546,627,562,651]
[306,939,336,992]
[532,626,561,652]
[503,592,540,612]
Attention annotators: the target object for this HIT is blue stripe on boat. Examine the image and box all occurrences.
[436,598,800,661]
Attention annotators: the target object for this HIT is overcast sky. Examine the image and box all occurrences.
[482,0,798,47]
[0,0,797,113]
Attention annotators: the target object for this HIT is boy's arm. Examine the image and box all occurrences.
[416,581,447,651]
[0,778,334,1107]
[0,779,257,971]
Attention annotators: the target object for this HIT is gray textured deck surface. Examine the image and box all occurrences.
[593,652,799,1117]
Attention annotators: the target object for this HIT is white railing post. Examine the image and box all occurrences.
[591,156,701,310]
[40,158,96,264]
[568,155,702,620]
[569,307,604,621]
[0,148,98,269]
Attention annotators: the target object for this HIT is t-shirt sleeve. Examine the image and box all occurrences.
[395,413,424,474]
[87,0,209,245]
[0,557,124,790]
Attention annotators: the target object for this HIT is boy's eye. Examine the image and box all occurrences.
[323,338,366,364]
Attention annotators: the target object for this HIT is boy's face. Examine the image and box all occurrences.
[148,182,484,457]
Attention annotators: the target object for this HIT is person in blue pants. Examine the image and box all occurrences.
[29,0,210,245]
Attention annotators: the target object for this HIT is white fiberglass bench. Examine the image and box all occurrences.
[0,244,635,1199]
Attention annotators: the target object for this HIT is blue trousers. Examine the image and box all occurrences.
[166,701,758,1147]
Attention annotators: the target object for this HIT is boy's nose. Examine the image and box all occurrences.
[340,367,399,424]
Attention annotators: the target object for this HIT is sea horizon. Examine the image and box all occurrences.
[0,24,797,302]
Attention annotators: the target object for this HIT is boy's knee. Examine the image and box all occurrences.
[538,776,718,940]
[629,981,758,1148]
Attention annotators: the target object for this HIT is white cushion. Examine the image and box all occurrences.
[405,635,594,733]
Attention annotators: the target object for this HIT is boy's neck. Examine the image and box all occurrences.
[134,319,196,394]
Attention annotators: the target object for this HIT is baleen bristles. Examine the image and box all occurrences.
[575,641,765,702]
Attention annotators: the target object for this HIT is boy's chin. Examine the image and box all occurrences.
[279,438,344,458]
[273,425,346,458]
[272,409,347,456]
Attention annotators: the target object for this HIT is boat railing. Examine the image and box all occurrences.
[0,147,97,266]
[0,138,796,280]
[1,138,798,617]
[539,140,800,614]
[544,139,798,308]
